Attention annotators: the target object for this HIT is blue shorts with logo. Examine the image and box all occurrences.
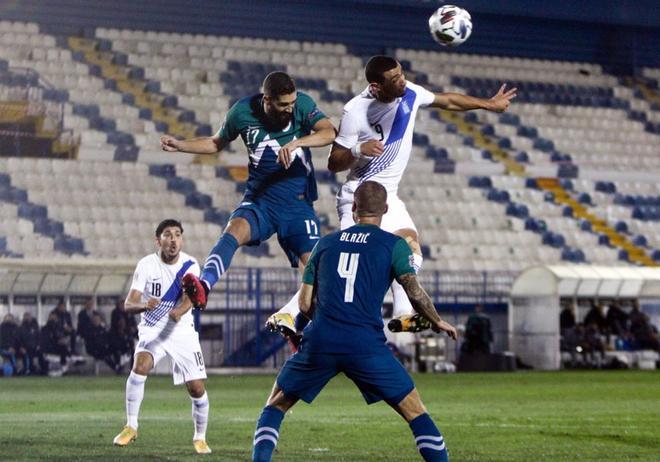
[276,347,415,406]
[230,198,320,268]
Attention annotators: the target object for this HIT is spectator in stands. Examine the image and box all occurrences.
[629,305,660,352]
[583,302,607,334]
[461,304,493,354]
[85,313,120,373]
[605,301,629,338]
[1,313,19,375]
[583,322,606,368]
[111,299,137,342]
[77,298,97,344]
[41,311,71,367]
[108,316,134,373]
[17,312,44,375]
[50,300,75,353]
[560,302,576,333]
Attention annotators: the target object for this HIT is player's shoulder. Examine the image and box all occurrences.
[179,251,199,267]
[295,91,317,107]
[136,253,159,270]
[343,88,371,112]
[227,94,259,120]
[405,80,426,94]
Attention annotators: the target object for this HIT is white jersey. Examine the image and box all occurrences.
[334,81,435,196]
[130,251,200,331]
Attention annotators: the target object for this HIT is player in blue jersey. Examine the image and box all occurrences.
[160,72,336,337]
[251,181,458,462]
[113,219,211,454]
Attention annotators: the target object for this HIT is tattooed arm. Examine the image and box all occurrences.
[396,273,458,340]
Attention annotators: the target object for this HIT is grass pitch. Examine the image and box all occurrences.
[0,371,658,461]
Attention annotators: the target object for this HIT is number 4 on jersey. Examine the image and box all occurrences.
[337,252,360,302]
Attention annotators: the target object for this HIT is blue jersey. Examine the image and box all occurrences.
[301,224,415,354]
[217,92,326,204]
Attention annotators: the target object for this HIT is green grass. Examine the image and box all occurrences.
[0,371,658,461]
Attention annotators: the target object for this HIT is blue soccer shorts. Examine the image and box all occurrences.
[276,349,415,406]
[230,199,320,268]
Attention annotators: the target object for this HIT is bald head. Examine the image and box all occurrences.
[353,181,388,218]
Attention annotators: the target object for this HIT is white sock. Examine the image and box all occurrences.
[125,371,147,429]
[392,253,423,318]
[277,289,302,318]
[191,392,209,441]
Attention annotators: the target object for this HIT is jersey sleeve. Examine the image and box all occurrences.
[334,105,361,149]
[408,81,436,108]
[129,258,149,294]
[298,92,327,131]
[216,102,241,142]
[302,241,322,285]
[391,238,416,278]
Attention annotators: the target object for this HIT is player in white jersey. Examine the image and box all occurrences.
[329,55,516,332]
[269,56,515,340]
[112,219,212,455]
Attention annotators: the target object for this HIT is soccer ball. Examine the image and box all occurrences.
[428,5,473,47]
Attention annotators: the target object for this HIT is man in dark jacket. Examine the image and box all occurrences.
[17,312,45,375]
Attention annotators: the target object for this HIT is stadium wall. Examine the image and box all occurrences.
[1,0,658,71]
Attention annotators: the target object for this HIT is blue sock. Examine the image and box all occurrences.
[409,413,448,462]
[201,233,239,290]
[252,405,284,462]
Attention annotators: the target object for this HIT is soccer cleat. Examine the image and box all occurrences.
[266,313,296,337]
[183,274,209,309]
[193,439,212,454]
[388,314,431,333]
[113,426,137,446]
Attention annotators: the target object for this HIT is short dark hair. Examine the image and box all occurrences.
[155,219,183,237]
[354,181,387,217]
[365,55,399,84]
[263,71,296,98]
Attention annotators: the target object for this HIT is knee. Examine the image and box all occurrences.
[187,381,206,398]
[266,388,296,413]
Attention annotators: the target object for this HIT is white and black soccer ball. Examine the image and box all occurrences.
[428,5,473,47]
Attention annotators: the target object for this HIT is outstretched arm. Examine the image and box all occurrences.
[160,134,229,155]
[278,118,337,169]
[431,83,517,113]
[395,273,457,340]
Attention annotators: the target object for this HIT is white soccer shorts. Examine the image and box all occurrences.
[337,187,417,233]
[135,321,207,385]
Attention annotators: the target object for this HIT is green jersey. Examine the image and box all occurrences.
[218,91,326,203]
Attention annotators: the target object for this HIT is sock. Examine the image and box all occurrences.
[191,392,209,441]
[392,253,423,318]
[201,233,239,290]
[278,289,301,317]
[125,371,147,429]
[409,413,448,462]
[252,405,284,462]
[275,289,309,331]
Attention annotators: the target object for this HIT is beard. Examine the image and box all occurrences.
[266,109,292,131]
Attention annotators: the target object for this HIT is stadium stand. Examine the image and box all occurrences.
[0,20,658,271]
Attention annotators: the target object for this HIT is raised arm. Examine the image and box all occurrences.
[278,118,337,169]
[124,289,160,315]
[431,83,517,113]
[160,133,229,155]
[395,273,457,340]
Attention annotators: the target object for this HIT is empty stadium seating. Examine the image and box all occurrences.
[0,20,658,271]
